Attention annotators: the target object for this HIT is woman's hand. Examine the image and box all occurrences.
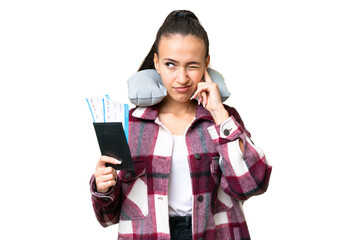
[94,156,121,193]
[191,69,229,125]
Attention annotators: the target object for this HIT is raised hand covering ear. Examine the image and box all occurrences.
[127,68,231,107]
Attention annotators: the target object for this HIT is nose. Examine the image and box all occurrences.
[177,68,189,85]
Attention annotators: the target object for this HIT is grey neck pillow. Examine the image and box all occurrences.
[127,68,231,107]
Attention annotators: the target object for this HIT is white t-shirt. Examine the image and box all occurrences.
[168,135,193,216]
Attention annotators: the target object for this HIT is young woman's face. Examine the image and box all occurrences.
[154,34,210,104]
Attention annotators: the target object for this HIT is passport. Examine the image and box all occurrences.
[93,122,133,170]
[87,95,133,170]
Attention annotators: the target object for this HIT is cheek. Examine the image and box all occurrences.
[188,71,204,84]
[159,71,174,88]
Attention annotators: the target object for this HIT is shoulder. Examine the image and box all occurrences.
[129,105,160,122]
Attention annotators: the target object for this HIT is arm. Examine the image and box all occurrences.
[207,106,272,201]
[193,69,271,200]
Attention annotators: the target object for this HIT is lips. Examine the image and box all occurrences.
[173,86,192,93]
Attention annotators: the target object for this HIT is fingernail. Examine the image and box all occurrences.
[115,159,122,165]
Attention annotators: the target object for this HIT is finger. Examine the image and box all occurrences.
[203,69,213,83]
[191,84,208,100]
[197,94,202,105]
[191,89,199,100]
[97,166,115,176]
[109,168,117,180]
[94,167,116,180]
[97,173,116,183]
[97,155,122,168]
[112,168,118,180]
[192,85,210,99]
[94,168,111,179]
[197,83,221,99]
[201,91,208,107]
[97,180,116,192]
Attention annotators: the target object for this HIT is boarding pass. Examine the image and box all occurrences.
[86,95,129,142]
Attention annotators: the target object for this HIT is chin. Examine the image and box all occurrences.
[175,97,192,103]
[167,94,192,104]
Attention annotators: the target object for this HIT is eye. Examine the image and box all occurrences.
[188,65,199,69]
[165,62,175,68]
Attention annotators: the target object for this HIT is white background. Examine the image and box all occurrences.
[1,0,359,239]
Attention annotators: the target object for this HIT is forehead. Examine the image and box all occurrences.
[157,34,206,61]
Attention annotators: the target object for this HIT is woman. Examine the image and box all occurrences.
[90,10,272,240]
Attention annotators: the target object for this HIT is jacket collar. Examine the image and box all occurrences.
[132,101,214,123]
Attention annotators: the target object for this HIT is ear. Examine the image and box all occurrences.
[205,55,210,68]
[153,53,160,73]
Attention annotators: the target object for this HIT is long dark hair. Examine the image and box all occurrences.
[138,10,209,71]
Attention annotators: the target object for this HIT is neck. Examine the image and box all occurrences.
[159,96,196,115]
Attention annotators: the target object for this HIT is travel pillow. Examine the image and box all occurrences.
[127,68,231,106]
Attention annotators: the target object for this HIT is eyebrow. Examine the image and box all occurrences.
[163,58,201,65]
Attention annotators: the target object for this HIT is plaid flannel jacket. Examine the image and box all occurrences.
[90,104,272,240]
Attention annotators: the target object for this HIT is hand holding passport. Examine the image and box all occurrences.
[86,95,133,170]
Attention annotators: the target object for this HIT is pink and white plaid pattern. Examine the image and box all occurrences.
[90,104,272,240]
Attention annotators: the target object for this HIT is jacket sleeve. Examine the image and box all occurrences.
[89,174,122,227]
[207,106,272,201]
